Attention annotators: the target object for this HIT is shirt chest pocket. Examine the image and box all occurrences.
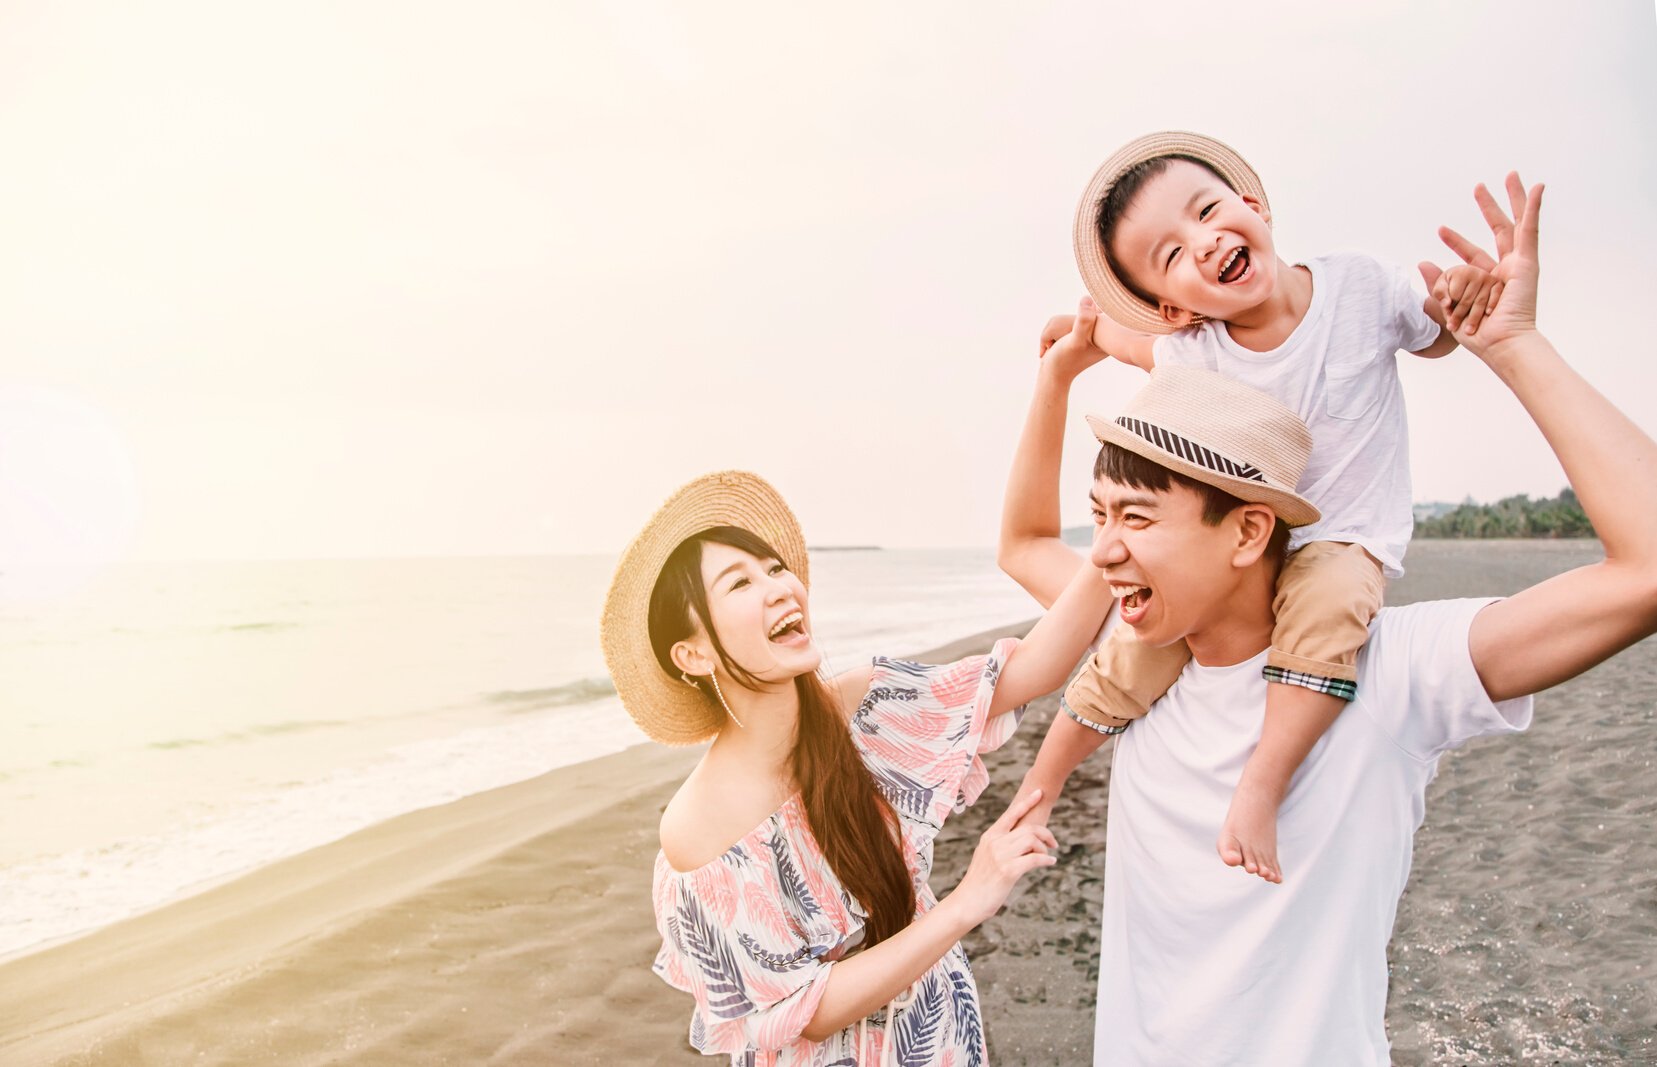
[1324,357,1382,421]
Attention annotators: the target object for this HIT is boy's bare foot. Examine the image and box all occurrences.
[1217,776,1284,883]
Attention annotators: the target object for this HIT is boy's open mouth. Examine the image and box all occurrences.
[1218,246,1250,284]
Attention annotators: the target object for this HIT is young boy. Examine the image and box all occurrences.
[1045,131,1497,882]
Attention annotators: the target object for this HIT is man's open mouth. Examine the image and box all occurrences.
[1218,246,1250,284]
[1109,583,1153,611]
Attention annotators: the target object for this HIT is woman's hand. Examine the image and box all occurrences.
[946,788,1059,926]
[801,790,1059,1040]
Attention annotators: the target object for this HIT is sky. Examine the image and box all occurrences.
[1,1,1654,569]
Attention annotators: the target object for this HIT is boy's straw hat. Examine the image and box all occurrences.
[1086,366,1320,527]
[599,470,810,745]
[1073,131,1270,335]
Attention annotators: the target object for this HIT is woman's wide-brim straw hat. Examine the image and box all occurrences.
[1087,366,1321,527]
[1073,130,1270,335]
[600,470,809,746]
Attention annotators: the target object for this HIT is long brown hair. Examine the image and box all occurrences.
[647,526,916,946]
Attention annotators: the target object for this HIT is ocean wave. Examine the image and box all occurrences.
[146,719,346,751]
[0,698,648,961]
[484,677,616,711]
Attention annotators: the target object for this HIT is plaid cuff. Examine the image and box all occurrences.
[1262,665,1357,702]
[1061,695,1130,735]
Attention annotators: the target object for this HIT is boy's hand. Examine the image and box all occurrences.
[1429,172,1544,362]
[1015,770,1059,831]
[1419,263,1503,336]
[1038,296,1112,382]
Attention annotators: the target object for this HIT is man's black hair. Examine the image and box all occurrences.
[1095,441,1290,561]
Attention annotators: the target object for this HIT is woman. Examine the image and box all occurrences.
[600,470,1111,1064]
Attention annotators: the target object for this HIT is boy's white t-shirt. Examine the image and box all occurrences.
[1150,252,1441,577]
[1093,598,1532,1066]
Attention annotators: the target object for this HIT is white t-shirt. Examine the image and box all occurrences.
[1094,598,1533,1066]
[1151,252,1441,577]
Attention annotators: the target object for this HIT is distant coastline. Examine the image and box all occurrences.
[1059,487,1596,542]
[1413,488,1594,539]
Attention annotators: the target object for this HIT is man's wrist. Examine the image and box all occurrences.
[1478,329,1552,377]
[1037,353,1082,390]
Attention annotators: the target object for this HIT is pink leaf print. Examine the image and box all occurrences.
[747,970,800,1005]
[652,858,679,918]
[750,981,820,1053]
[803,859,851,929]
[749,829,812,941]
[705,1017,747,1055]
[928,654,985,709]
[659,949,690,987]
[895,704,952,741]
[693,864,739,926]
[743,881,793,943]
[955,758,990,812]
[861,730,942,775]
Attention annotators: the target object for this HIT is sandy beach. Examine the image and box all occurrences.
[2,541,1653,1065]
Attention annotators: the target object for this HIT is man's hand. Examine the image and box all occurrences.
[1429,172,1544,362]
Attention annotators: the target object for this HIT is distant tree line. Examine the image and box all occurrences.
[1416,487,1595,539]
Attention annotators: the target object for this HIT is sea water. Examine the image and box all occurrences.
[0,550,1039,960]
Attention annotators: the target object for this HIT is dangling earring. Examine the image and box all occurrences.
[707,667,744,730]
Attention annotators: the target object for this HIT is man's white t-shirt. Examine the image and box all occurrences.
[1094,598,1533,1066]
[1151,252,1441,577]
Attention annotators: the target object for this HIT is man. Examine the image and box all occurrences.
[997,176,1657,1064]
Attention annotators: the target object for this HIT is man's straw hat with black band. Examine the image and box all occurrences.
[600,470,810,746]
[1087,366,1321,527]
[1073,130,1271,336]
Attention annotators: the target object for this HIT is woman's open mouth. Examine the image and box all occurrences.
[767,611,808,645]
[1218,246,1251,284]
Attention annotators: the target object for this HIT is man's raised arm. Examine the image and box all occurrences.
[1431,176,1657,701]
[1000,298,1123,826]
[998,298,1108,608]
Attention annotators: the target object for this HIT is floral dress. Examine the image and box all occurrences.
[652,639,1023,1067]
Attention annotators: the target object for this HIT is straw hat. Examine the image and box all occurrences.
[1086,366,1320,527]
[600,470,810,746]
[1073,130,1271,335]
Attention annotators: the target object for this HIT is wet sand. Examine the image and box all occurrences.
[1,541,1651,1064]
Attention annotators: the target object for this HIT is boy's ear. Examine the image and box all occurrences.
[1158,302,1196,329]
[1242,194,1272,227]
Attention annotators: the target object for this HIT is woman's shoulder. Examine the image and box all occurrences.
[831,661,875,719]
[658,765,794,874]
[658,780,715,874]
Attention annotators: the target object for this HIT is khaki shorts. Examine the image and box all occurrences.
[1064,540,1387,728]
